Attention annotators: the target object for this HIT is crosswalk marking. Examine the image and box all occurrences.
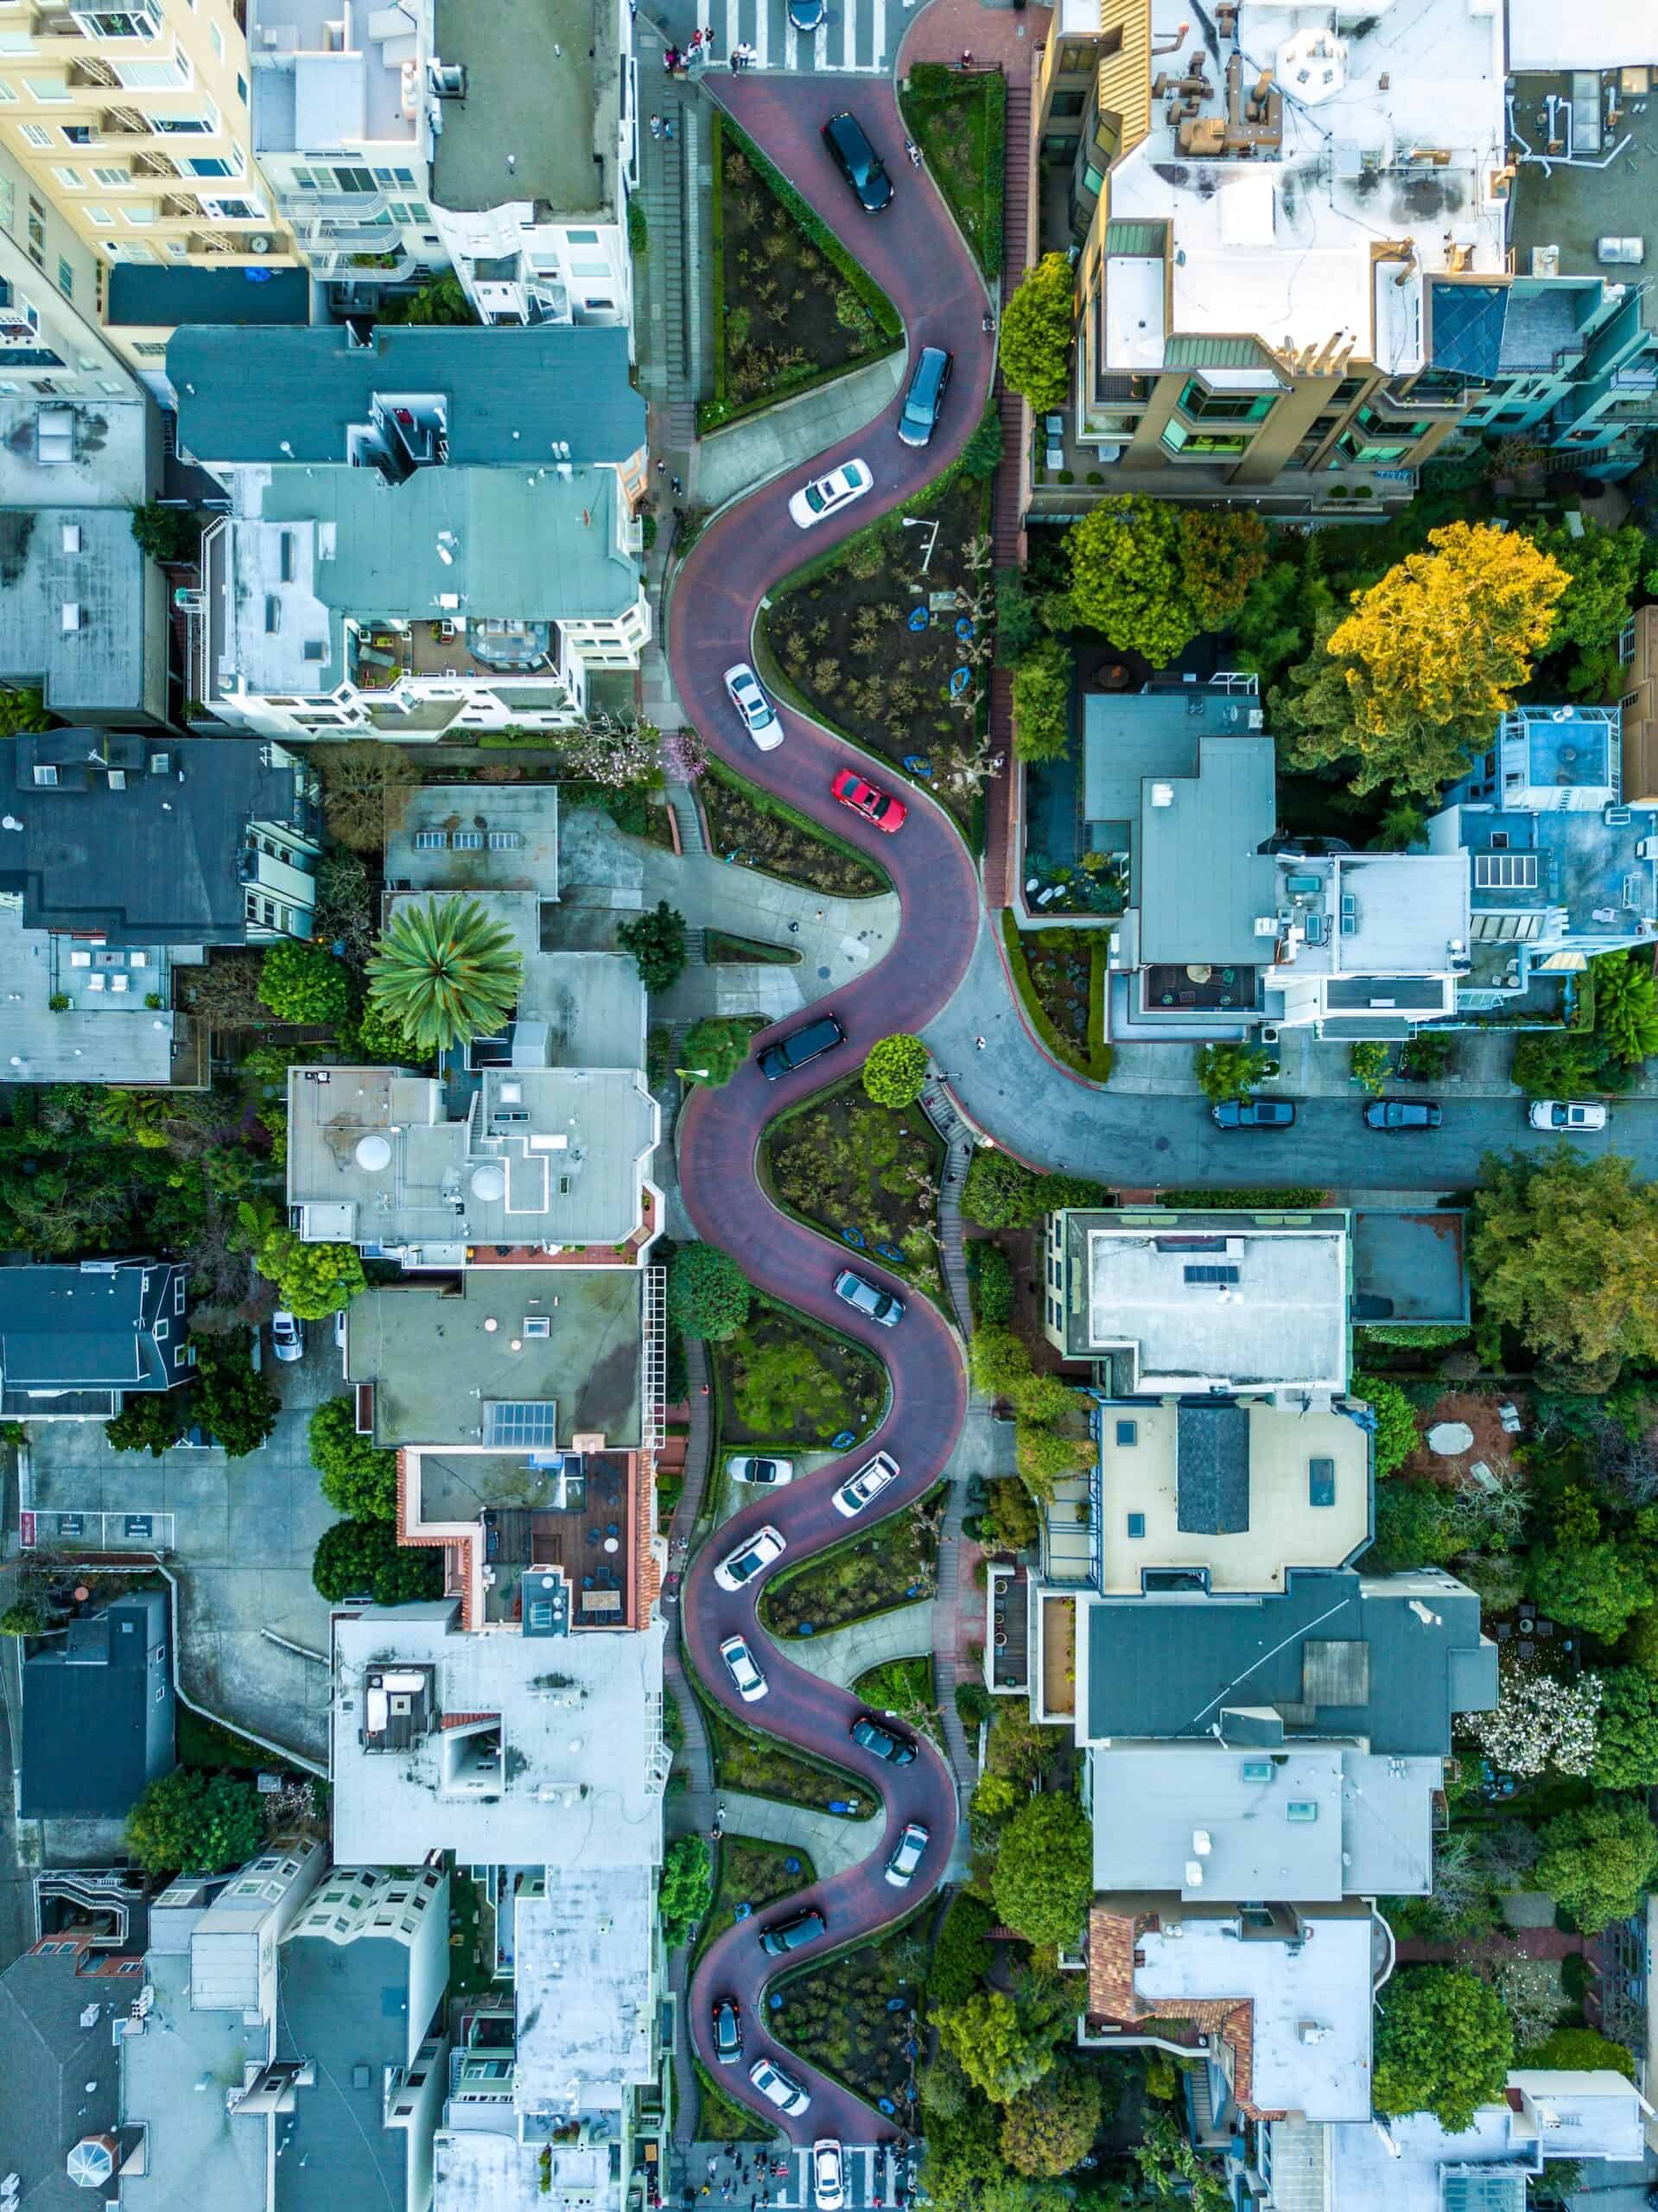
[693,0,887,73]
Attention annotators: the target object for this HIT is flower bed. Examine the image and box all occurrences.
[765,1081,944,1300]
[759,1486,945,1637]
[701,761,888,897]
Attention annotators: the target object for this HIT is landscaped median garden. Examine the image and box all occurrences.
[699,758,889,896]
[702,115,903,435]
[999,915,1113,1082]
[763,1071,947,1306]
[760,1484,947,1637]
[898,63,1005,277]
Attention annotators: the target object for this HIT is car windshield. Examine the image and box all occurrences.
[804,481,829,512]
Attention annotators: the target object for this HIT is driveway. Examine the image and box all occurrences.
[21,1322,340,1766]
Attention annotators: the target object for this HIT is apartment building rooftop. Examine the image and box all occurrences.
[170,324,645,468]
[107,265,312,334]
[0,904,179,1088]
[329,1601,667,1866]
[517,1866,656,2113]
[0,392,151,512]
[0,1939,133,2212]
[118,1946,267,2212]
[249,0,422,151]
[1089,1741,1437,1900]
[0,509,156,722]
[1509,73,1658,320]
[429,0,619,219]
[387,784,562,898]
[1100,0,1508,372]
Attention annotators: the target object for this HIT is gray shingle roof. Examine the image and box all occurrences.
[169,323,645,468]
[0,1263,176,1389]
[1175,1402,1250,1534]
[20,1592,174,1819]
[0,1951,124,2212]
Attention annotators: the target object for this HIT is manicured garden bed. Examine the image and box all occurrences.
[714,1298,886,1452]
[851,1656,941,1745]
[1001,913,1114,1080]
[707,929,801,965]
[703,116,902,435]
[448,1866,498,1999]
[765,1079,945,1299]
[695,2059,774,2144]
[772,1932,927,2123]
[707,1711,867,1814]
[759,475,994,830]
[760,1485,945,1637]
[898,62,1006,276]
[175,1707,271,1771]
[701,761,888,897]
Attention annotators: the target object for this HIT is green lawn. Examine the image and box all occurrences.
[899,64,1005,276]
[176,1707,272,1771]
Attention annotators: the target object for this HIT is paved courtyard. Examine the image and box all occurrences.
[20,1325,341,1767]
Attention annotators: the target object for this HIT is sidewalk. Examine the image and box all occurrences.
[696,354,906,512]
[721,1790,882,1878]
[779,1605,937,1692]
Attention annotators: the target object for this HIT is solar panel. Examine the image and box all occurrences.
[1184,1264,1240,1285]
[481,1399,559,1448]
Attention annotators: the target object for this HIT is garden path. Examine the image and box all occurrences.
[719,1791,883,1878]
[772,1602,937,1690]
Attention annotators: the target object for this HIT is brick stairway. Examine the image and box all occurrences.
[983,72,1032,910]
[667,783,708,855]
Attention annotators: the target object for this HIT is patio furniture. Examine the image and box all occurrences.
[606,1522,619,1538]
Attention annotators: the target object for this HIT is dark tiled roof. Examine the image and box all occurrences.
[20,1592,174,1819]
[169,323,645,468]
[1175,1403,1250,1535]
[106,264,311,329]
[0,1950,124,2212]
[0,1264,173,1389]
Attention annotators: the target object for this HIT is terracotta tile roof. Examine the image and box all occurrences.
[1085,1905,1269,2119]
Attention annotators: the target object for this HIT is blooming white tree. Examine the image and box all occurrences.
[1461,1663,1603,1779]
[555,712,665,788]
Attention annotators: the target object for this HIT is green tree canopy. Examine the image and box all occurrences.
[936,1989,1059,2105]
[659,1834,712,1945]
[1529,1509,1658,1644]
[257,938,351,1024]
[862,1033,929,1107]
[127,1767,266,1875]
[991,1792,1093,1948]
[969,1325,1032,1398]
[194,1337,280,1459]
[1177,508,1269,627]
[130,500,202,565]
[249,1219,365,1320]
[961,1153,1108,1230]
[1591,1667,1658,1789]
[680,1016,753,1088]
[929,1892,997,2012]
[997,253,1076,416]
[1194,1040,1272,1103]
[1511,1030,1605,1101]
[617,900,689,992]
[1010,639,1073,763]
[1372,1966,1513,2131]
[1471,1148,1658,1371]
[311,1516,445,1605]
[1353,1370,1420,1478]
[1066,496,1197,666]
[1369,1478,1462,1573]
[309,1395,399,1521]
[1592,952,1658,1066]
[365,894,524,1053]
[1535,1796,1658,1932]
[106,1389,191,1458]
[666,1242,751,1341]
[999,2063,1104,2177]
[1521,2025,1636,2079]
[318,739,422,853]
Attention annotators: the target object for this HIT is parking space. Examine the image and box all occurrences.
[21,1319,346,1765]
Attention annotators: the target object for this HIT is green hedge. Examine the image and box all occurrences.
[702,757,892,895]
[899,64,1007,278]
[1158,1186,1331,1209]
[1000,912,1115,1081]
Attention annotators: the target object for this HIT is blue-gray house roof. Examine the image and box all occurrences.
[168,323,645,468]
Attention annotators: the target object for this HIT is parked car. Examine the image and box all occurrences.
[720,1634,768,1704]
[751,2056,811,2114]
[813,2142,847,2212]
[822,110,893,213]
[271,1310,304,1363]
[727,1455,794,1488]
[884,1821,931,1889]
[334,1307,348,1355]
[1528,1099,1608,1132]
[832,1451,900,1518]
[1210,1098,1297,1129]
[758,1012,845,1083]
[723,662,783,751]
[714,1525,785,1592]
[851,1713,917,1765]
[834,1269,904,1328]
[831,766,907,833]
[759,1908,826,1957]
[712,1998,743,2064]
[1363,1098,1443,1131]
[787,0,826,25]
[898,345,953,448]
[789,457,871,529]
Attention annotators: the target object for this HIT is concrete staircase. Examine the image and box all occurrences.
[923,1077,977,1340]
[636,88,709,422]
[983,73,1032,909]
[666,783,707,855]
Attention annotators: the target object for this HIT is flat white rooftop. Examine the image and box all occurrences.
[1134,1910,1375,2122]
[330,1603,666,1868]
[1508,0,1642,71]
[516,1866,656,2113]
[1106,0,1508,364]
[1276,855,1471,981]
[1085,1223,1349,1394]
[1090,1743,1436,1899]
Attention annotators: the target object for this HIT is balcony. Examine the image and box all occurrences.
[986,1563,1030,1694]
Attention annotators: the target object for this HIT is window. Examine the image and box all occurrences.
[1126,1513,1146,1539]
[1115,1420,1137,1446]
[1475,851,1539,889]
[187,156,229,176]
[156,108,216,133]
[236,72,246,103]
[174,1275,186,1313]
[76,5,160,33]
[131,339,166,355]
[32,763,58,785]
[1178,378,1275,423]
[155,1318,168,1340]
[120,203,154,225]
[113,53,191,88]
[84,205,111,223]
[92,166,130,188]
[55,254,71,296]
[51,166,80,188]
[1050,89,1086,118]
[1058,41,1096,70]
[332,164,375,193]
[20,123,51,147]
[209,17,224,60]
[0,81,14,103]
[28,77,72,103]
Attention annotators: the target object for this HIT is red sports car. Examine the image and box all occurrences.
[831,767,907,833]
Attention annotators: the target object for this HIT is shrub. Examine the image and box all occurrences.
[1522,2027,1636,2079]
[975,1244,1013,1325]
[1535,1796,1658,1931]
[1369,1478,1461,1571]
[127,1767,265,1875]
[1350,1039,1391,1095]
[1372,1967,1513,2131]
[1352,1370,1420,1478]
[1010,639,1072,762]
[997,254,1075,416]
[617,900,689,992]
[929,1892,996,2011]
[962,1152,1108,1230]
[992,1792,1093,1946]
[312,1517,445,1605]
[862,1033,929,1107]
[660,1835,712,1945]
[667,1243,751,1342]
[257,939,350,1024]
[1194,1041,1271,1103]
[309,1396,398,1521]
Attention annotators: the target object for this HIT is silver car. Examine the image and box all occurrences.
[751,2056,810,2115]
[833,1269,904,1329]
[723,662,783,752]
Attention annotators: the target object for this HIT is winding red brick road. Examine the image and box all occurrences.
[669,67,994,2146]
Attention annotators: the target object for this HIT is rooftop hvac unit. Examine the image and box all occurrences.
[1184,1860,1204,1888]
[1150,782,1175,807]
[1605,806,1631,827]
[1254,914,1280,937]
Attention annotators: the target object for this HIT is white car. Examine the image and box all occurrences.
[789,457,872,530]
[714,1524,786,1592]
[720,1633,768,1704]
[1528,1099,1607,1132]
[832,1451,900,1518]
[724,662,783,752]
[270,1310,304,1363]
[811,2141,846,2212]
[884,1821,931,1889]
[727,1455,795,1489]
[751,2056,810,2116]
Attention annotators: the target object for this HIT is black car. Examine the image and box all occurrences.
[1211,1098,1297,1129]
[758,1012,845,1082]
[898,346,953,448]
[822,111,893,213]
[851,1713,918,1765]
[759,1908,827,1956]
[712,1998,743,2065]
[1363,1097,1443,1131]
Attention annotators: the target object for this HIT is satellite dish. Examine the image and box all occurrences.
[470,1163,507,1202]
[354,1134,392,1173]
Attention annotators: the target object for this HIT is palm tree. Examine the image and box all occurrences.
[365,895,523,1054]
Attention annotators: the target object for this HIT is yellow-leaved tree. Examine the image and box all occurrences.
[1277,520,1568,796]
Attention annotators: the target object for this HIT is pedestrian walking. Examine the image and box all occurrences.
[649,112,664,138]
[662,113,677,137]
[707,2160,717,2181]
[656,457,666,474]
[664,43,680,69]
[975,1034,987,1050]
[671,473,683,495]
